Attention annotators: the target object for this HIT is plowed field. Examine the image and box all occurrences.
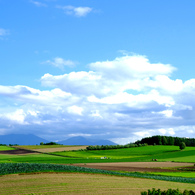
[72,162,194,172]
[0,149,38,155]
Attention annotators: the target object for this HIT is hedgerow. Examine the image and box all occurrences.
[86,143,148,150]
[0,163,195,184]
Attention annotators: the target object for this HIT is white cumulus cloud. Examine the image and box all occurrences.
[1,54,195,143]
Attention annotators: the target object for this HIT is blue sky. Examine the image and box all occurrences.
[0,0,195,143]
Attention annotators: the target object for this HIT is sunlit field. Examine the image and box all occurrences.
[0,173,195,195]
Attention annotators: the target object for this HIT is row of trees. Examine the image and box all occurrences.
[86,143,148,150]
[135,135,195,147]
[0,144,18,146]
[86,135,191,151]
[40,142,61,145]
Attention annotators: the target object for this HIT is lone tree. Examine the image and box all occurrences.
[179,142,186,150]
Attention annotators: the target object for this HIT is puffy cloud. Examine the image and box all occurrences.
[67,106,83,116]
[57,5,92,17]
[41,71,104,96]
[1,54,195,143]
[1,109,27,125]
[90,55,175,79]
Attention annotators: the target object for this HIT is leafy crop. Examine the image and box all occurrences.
[141,188,195,195]
[0,163,195,184]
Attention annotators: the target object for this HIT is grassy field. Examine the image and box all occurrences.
[0,173,195,195]
[0,145,195,164]
[148,172,195,178]
[0,146,16,151]
[52,145,195,163]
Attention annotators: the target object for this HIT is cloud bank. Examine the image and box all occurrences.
[0,55,195,143]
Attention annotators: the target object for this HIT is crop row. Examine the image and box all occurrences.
[0,163,195,184]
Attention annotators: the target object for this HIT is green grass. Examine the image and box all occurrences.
[148,172,195,178]
[52,145,195,163]
[0,153,71,163]
[0,146,15,151]
[0,145,195,164]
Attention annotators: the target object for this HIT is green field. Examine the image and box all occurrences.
[0,145,195,164]
[0,146,16,151]
[148,172,195,178]
[52,145,195,163]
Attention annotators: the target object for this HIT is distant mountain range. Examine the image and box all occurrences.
[57,136,117,146]
[0,134,117,146]
[0,134,49,145]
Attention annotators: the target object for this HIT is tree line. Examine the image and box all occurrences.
[135,135,195,147]
[86,135,194,151]
[86,143,148,150]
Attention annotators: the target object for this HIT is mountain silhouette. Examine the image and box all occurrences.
[57,136,117,146]
[0,134,49,145]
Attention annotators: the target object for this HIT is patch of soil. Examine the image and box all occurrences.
[178,166,195,171]
[72,164,179,172]
[0,149,38,155]
[71,162,194,173]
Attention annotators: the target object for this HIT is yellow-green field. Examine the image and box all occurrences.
[0,173,194,195]
[14,145,88,152]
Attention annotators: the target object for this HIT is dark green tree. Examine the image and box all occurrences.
[162,136,168,145]
[179,142,186,150]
